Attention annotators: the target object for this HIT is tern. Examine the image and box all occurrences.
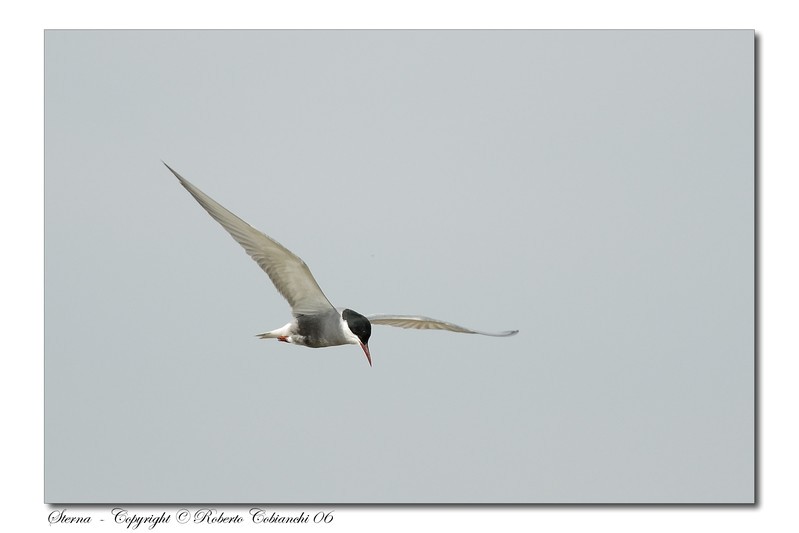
[164,163,518,366]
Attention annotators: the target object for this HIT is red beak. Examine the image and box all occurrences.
[360,342,372,367]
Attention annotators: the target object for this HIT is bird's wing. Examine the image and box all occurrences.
[366,314,518,337]
[164,163,335,316]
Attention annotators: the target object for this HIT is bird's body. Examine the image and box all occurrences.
[258,308,364,348]
[164,162,517,366]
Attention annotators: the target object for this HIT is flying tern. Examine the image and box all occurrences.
[164,162,518,366]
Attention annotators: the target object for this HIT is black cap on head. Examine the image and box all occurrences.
[342,308,371,346]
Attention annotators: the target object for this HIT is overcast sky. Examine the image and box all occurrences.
[45,30,753,503]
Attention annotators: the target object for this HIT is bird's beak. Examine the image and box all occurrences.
[360,342,372,367]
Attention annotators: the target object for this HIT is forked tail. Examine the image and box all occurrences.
[256,323,293,341]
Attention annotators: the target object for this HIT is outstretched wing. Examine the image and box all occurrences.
[164,162,335,316]
[366,314,518,337]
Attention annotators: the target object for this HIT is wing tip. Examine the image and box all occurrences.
[492,329,519,337]
[162,160,181,180]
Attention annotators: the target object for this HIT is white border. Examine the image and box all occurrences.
[5,2,796,532]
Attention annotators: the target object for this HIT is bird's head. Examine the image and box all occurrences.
[342,309,372,366]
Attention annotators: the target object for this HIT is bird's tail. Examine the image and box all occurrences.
[256,322,293,340]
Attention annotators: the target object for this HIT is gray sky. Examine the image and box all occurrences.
[45,30,753,503]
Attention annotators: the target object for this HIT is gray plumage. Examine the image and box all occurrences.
[366,315,518,337]
[164,162,518,366]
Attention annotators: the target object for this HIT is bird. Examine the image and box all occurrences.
[163,162,518,366]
